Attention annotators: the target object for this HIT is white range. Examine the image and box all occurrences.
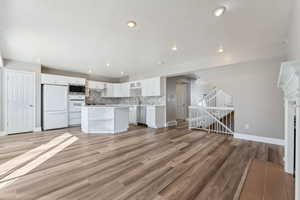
[68,95,85,126]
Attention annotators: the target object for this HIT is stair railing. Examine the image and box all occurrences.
[189,106,234,135]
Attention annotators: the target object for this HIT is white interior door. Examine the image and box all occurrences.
[176,83,188,120]
[5,70,35,134]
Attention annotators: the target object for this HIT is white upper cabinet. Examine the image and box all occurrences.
[103,83,130,98]
[104,83,115,97]
[113,84,122,97]
[88,81,106,90]
[41,74,68,85]
[129,81,142,89]
[67,77,86,85]
[41,74,85,86]
[41,74,164,98]
[121,83,130,97]
[142,77,164,97]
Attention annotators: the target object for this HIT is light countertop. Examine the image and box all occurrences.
[82,105,130,108]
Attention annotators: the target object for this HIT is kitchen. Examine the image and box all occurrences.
[41,73,166,134]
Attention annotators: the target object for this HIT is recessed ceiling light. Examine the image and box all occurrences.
[218,46,224,53]
[172,45,178,51]
[127,21,137,28]
[214,6,226,17]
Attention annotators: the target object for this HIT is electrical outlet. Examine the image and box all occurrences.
[245,124,249,130]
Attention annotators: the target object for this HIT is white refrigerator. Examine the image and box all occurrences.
[43,85,68,130]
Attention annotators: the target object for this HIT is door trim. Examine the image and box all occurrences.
[4,69,36,134]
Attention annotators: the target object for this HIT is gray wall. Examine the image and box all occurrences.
[195,58,284,139]
[288,0,300,60]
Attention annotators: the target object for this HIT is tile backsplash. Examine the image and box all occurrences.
[87,89,166,105]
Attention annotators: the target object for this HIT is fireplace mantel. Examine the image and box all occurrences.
[278,60,300,200]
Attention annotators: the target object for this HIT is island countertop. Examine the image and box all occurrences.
[82,105,130,108]
[81,106,129,134]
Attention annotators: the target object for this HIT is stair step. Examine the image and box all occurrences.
[238,159,294,200]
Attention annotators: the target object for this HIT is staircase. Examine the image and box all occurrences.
[189,88,234,135]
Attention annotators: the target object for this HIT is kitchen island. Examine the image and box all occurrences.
[81,105,129,134]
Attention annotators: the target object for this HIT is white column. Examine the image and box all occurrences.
[0,49,3,67]
[296,97,300,200]
[285,99,295,174]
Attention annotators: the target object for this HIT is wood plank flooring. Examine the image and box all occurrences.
[239,159,294,200]
[0,125,290,200]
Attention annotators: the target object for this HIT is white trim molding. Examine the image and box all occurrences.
[278,60,300,200]
[0,49,3,67]
[234,133,284,146]
[33,127,42,132]
[0,131,7,136]
[167,121,178,127]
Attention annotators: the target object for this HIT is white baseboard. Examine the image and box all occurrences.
[33,127,42,132]
[234,133,284,146]
[0,131,7,136]
[167,121,178,127]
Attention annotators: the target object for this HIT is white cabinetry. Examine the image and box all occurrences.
[146,105,166,128]
[67,77,86,85]
[113,84,122,97]
[129,106,138,124]
[121,83,130,97]
[81,106,129,134]
[137,105,147,124]
[87,77,163,98]
[88,81,106,90]
[103,83,130,98]
[41,74,85,86]
[41,74,68,85]
[142,77,163,97]
[104,83,115,97]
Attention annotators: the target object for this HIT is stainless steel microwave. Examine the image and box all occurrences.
[69,85,85,93]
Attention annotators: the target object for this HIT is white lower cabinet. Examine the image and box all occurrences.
[146,105,166,128]
[130,105,166,127]
[129,106,138,124]
[138,105,147,124]
[69,112,81,126]
[81,106,129,134]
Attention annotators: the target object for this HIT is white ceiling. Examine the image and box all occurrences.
[0,0,291,79]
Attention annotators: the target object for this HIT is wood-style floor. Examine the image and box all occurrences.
[0,125,289,200]
[239,159,294,200]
